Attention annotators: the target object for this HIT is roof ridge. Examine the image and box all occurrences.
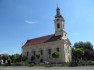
[28,34,54,41]
[22,34,61,47]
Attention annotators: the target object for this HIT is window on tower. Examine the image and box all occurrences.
[57,19,59,21]
[57,23,60,28]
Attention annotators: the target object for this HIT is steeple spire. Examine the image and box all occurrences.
[54,1,65,36]
[57,0,59,9]
[55,2,65,21]
[56,1,61,17]
[56,6,60,16]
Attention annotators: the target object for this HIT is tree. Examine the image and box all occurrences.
[36,53,41,64]
[52,51,60,66]
[31,55,35,63]
[0,55,1,60]
[73,48,84,62]
[84,42,93,51]
[84,49,94,60]
[73,41,94,61]
[10,54,21,62]
[73,41,93,50]
[22,56,27,62]
[2,55,8,63]
[0,56,1,65]
[36,53,41,59]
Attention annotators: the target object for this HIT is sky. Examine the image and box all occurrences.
[0,0,94,55]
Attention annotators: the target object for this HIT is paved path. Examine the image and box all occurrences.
[0,66,94,70]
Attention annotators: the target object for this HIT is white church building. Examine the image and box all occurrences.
[22,5,71,63]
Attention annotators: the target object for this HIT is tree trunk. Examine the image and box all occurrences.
[56,59,57,66]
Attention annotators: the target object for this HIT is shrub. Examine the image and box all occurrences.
[69,61,78,67]
[86,61,94,65]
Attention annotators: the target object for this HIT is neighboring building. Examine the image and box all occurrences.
[22,6,71,63]
[0,54,9,57]
[0,54,9,64]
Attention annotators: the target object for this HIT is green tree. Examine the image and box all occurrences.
[73,41,94,60]
[22,56,27,62]
[0,56,1,60]
[73,48,84,61]
[2,55,8,63]
[36,53,41,59]
[31,55,35,63]
[73,41,93,50]
[84,42,93,50]
[52,51,60,66]
[36,53,41,64]
[10,54,21,63]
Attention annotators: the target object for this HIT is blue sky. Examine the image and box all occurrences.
[0,0,94,55]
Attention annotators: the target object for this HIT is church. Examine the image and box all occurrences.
[22,5,71,63]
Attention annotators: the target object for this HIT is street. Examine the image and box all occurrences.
[0,66,94,70]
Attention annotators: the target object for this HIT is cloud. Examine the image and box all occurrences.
[25,20,39,24]
[3,51,7,53]
[0,50,7,54]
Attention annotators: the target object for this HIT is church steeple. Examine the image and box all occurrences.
[55,5,65,22]
[54,4,67,38]
[56,4,60,16]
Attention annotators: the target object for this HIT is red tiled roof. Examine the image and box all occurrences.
[22,34,61,48]
[0,54,9,56]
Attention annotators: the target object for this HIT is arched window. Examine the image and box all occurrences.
[40,50,43,55]
[57,48,60,52]
[62,24,64,29]
[27,51,29,56]
[33,51,36,56]
[48,49,51,54]
[57,23,60,28]
[57,19,59,21]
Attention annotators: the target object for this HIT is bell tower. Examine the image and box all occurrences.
[54,5,67,39]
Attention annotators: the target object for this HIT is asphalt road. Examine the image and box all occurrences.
[0,66,94,70]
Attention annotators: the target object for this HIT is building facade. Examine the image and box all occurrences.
[22,6,71,63]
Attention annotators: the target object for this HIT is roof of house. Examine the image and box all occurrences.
[22,34,61,48]
[0,54,9,56]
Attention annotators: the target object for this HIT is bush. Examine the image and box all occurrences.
[69,61,78,67]
[28,63,35,67]
[11,62,22,66]
[86,61,94,65]
[45,64,53,67]
[69,60,94,66]
[61,62,70,66]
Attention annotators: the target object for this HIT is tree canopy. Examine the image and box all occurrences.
[31,55,35,61]
[73,41,94,61]
[52,51,60,59]
[22,56,27,62]
[2,55,8,62]
[73,41,93,50]
[36,53,41,59]
[10,54,21,62]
